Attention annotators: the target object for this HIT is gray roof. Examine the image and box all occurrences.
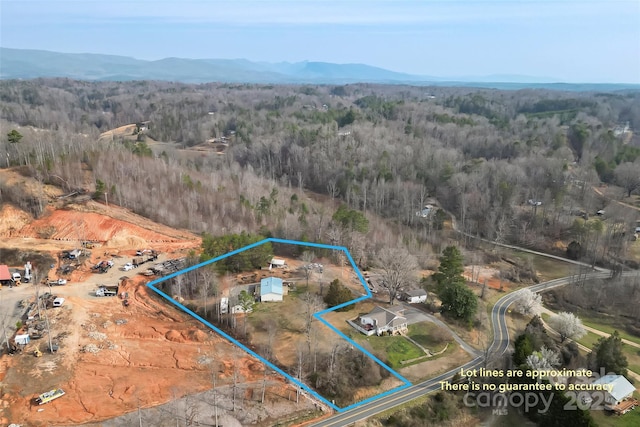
[593,375,636,402]
[367,306,406,328]
[405,289,427,297]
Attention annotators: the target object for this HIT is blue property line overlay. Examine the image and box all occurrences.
[146,238,412,412]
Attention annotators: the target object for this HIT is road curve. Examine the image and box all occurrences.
[310,270,619,426]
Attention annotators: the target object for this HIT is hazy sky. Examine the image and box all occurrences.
[1,0,639,83]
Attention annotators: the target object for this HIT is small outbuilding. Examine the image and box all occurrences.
[268,258,287,270]
[260,277,284,302]
[403,289,428,304]
[0,265,11,286]
[14,334,30,346]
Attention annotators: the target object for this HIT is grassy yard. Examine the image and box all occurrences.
[508,249,575,281]
[407,323,451,351]
[591,406,640,427]
[357,335,424,369]
[576,330,604,350]
[629,238,640,259]
[623,343,640,376]
[577,315,640,347]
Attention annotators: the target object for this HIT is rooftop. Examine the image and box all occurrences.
[260,277,283,295]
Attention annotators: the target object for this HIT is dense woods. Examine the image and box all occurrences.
[1,79,639,268]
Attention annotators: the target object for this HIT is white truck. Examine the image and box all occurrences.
[11,272,21,286]
[95,285,119,297]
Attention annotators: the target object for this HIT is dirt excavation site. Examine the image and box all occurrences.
[0,203,320,427]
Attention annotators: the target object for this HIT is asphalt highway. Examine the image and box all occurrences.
[310,270,621,426]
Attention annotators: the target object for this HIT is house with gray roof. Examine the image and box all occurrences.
[402,289,428,304]
[349,305,408,336]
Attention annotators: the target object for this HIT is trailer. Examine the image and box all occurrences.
[96,285,119,297]
[36,388,65,405]
[132,257,144,267]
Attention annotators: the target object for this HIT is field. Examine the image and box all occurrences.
[208,257,406,408]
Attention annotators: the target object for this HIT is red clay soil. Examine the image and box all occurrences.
[0,280,282,426]
[0,203,200,254]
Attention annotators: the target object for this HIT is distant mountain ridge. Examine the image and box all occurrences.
[1,47,638,91]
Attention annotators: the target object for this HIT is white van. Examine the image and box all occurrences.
[53,297,65,307]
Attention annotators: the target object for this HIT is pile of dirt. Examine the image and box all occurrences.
[0,279,294,427]
[17,209,176,243]
[2,204,200,254]
[0,205,32,236]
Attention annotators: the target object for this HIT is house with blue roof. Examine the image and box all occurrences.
[260,277,284,302]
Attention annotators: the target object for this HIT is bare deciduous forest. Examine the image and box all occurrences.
[1,79,639,267]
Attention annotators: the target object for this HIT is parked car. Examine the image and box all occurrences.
[53,297,65,307]
[122,263,133,271]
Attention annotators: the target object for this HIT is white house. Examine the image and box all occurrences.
[416,205,434,218]
[351,306,408,336]
[592,375,636,410]
[403,289,428,304]
[260,277,284,302]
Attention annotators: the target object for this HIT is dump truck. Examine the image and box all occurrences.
[95,285,119,297]
[92,260,112,273]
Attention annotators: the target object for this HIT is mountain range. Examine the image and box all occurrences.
[1,47,638,91]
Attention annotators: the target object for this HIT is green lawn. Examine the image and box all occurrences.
[407,323,451,351]
[576,331,604,350]
[507,250,575,281]
[622,343,640,376]
[543,314,640,377]
[358,335,424,369]
[591,406,640,427]
[578,315,640,347]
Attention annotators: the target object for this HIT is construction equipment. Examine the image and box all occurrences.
[36,388,65,405]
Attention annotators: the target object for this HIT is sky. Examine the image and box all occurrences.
[1,0,639,83]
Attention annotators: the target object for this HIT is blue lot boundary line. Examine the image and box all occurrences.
[145,237,412,412]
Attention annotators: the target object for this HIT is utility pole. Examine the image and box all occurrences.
[212,368,218,427]
[43,297,53,353]
[261,367,267,404]
[1,293,11,351]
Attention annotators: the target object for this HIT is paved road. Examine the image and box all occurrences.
[310,270,619,427]
[0,284,34,350]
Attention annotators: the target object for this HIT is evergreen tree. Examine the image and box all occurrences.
[588,330,628,376]
[439,282,477,323]
[433,246,465,292]
[201,232,272,273]
[513,333,534,366]
[7,129,23,144]
[324,279,353,311]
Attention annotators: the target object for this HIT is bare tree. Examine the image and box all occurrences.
[301,292,324,355]
[548,312,586,343]
[238,290,255,337]
[615,160,640,198]
[375,246,418,304]
[300,251,315,287]
[513,289,543,316]
[526,346,561,370]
